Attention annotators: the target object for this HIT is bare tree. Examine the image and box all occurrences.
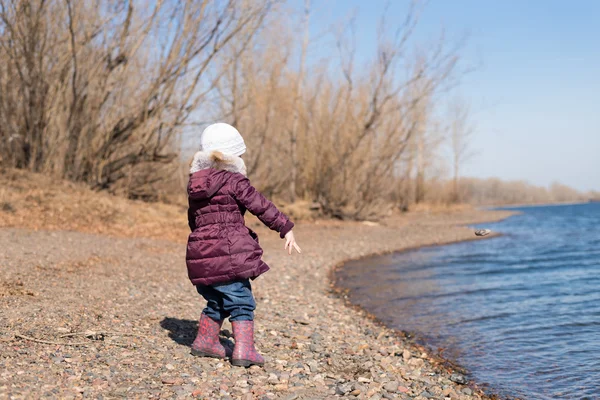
[213,4,295,197]
[0,0,274,199]
[288,0,310,202]
[448,97,474,202]
[214,1,464,219]
[300,2,462,219]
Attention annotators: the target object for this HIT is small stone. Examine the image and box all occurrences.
[402,350,411,361]
[369,394,382,400]
[307,361,319,373]
[273,384,288,392]
[408,358,424,367]
[309,332,323,342]
[336,384,351,395]
[165,364,175,371]
[91,379,105,387]
[449,374,467,385]
[350,389,361,396]
[382,393,396,400]
[397,386,410,393]
[235,380,248,388]
[353,383,368,392]
[267,374,279,384]
[420,391,433,398]
[461,388,473,395]
[429,385,443,395]
[383,381,398,392]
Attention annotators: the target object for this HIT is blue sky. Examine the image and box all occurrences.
[290,0,599,192]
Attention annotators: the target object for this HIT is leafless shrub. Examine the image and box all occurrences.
[0,0,274,199]
[215,1,463,219]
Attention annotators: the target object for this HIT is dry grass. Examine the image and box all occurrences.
[0,168,309,243]
[0,168,189,243]
[409,202,474,214]
[0,279,35,297]
[0,168,494,246]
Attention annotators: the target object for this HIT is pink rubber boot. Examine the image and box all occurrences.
[231,320,265,367]
[191,314,231,359]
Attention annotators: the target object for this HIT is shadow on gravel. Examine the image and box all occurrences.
[160,317,197,346]
[161,317,235,351]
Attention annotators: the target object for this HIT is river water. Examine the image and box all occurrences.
[337,203,600,400]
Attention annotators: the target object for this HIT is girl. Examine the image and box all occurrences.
[186,122,301,367]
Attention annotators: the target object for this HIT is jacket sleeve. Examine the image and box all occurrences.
[230,175,294,238]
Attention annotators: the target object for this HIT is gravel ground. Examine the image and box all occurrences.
[0,209,514,400]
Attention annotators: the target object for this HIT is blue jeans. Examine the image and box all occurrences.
[196,279,255,322]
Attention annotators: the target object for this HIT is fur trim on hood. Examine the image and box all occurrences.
[189,151,247,176]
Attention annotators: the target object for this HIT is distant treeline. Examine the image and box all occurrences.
[455,178,597,206]
[382,176,596,210]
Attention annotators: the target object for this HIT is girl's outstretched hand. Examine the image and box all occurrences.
[284,230,302,255]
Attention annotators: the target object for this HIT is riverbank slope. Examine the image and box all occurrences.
[1,198,515,399]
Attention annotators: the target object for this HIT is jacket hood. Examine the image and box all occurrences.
[188,151,247,199]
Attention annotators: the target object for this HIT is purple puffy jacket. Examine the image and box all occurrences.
[186,151,294,286]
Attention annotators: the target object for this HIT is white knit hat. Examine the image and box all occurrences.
[199,123,246,157]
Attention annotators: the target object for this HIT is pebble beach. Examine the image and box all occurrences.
[0,209,515,400]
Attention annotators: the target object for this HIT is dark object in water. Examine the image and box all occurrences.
[474,229,491,237]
